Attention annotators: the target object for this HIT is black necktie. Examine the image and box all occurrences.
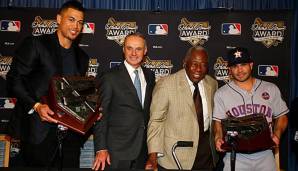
[193,82,204,134]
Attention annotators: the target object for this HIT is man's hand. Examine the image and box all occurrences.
[213,121,225,152]
[215,137,225,152]
[272,134,280,147]
[92,150,110,171]
[35,103,57,123]
[145,153,158,171]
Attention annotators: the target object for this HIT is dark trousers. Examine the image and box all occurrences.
[107,138,148,170]
[21,127,81,168]
[192,130,213,170]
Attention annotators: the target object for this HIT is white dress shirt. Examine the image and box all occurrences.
[185,71,210,132]
[124,60,147,107]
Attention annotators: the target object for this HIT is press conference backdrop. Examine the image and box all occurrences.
[0,8,292,168]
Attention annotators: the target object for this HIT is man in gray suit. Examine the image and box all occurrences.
[92,32,155,170]
[146,46,218,170]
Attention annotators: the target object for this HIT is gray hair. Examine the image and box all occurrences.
[183,46,208,65]
[123,32,147,48]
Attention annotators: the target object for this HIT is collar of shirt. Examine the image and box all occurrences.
[230,78,261,95]
[124,60,147,106]
[184,70,210,131]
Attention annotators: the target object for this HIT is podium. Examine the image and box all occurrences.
[44,76,100,134]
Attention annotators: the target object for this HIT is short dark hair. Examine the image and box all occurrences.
[58,0,85,14]
[124,32,147,48]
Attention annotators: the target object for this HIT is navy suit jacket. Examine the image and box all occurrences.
[93,63,155,161]
[7,33,89,144]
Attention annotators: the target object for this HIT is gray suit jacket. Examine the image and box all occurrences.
[93,63,155,161]
[147,69,218,169]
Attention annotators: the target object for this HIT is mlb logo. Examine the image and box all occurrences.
[221,23,241,35]
[148,24,168,35]
[82,22,95,34]
[258,65,279,77]
[0,20,21,32]
[110,61,121,68]
[0,98,16,109]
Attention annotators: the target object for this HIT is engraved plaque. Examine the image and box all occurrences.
[44,76,100,134]
[221,114,275,153]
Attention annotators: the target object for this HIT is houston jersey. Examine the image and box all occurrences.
[212,78,288,128]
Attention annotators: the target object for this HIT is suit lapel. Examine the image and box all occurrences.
[143,67,153,110]
[51,33,63,76]
[119,64,142,108]
[203,78,212,118]
[178,70,196,115]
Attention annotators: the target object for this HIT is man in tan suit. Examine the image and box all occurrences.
[146,46,218,170]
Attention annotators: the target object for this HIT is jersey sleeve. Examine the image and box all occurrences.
[270,84,289,118]
[212,89,227,121]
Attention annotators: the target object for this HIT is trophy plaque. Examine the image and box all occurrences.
[221,113,275,153]
[45,76,100,134]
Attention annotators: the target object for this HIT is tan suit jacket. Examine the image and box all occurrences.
[147,69,218,170]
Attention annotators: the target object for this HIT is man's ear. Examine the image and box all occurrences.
[182,59,186,68]
[57,14,61,25]
[144,47,147,56]
[250,62,254,69]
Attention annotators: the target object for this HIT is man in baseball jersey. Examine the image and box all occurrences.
[213,47,288,171]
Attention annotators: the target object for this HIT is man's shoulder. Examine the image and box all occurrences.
[103,64,123,77]
[142,66,155,78]
[215,82,232,94]
[257,79,277,87]
[204,75,217,85]
[155,69,184,87]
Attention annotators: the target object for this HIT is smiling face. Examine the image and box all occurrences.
[123,35,147,68]
[184,49,208,83]
[229,63,253,83]
[56,7,84,46]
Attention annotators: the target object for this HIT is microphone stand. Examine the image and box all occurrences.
[46,126,68,171]
[228,135,237,171]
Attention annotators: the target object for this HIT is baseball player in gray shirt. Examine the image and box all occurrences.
[213,47,288,171]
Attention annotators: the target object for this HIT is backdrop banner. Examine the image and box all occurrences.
[0,8,292,168]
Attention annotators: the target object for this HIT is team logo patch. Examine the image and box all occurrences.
[0,20,21,32]
[32,16,57,36]
[105,17,138,46]
[213,57,230,81]
[82,22,95,34]
[221,23,241,35]
[143,56,173,81]
[178,18,211,46]
[258,65,278,77]
[262,92,270,100]
[87,58,99,77]
[251,18,286,48]
[0,98,16,109]
[0,55,13,80]
[148,24,168,35]
[110,61,121,68]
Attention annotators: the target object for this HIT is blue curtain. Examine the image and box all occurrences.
[0,0,294,10]
[291,1,298,99]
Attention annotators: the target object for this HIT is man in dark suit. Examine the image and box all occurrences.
[7,0,89,167]
[92,32,155,170]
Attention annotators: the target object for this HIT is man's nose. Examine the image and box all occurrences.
[132,49,137,55]
[194,65,202,72]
